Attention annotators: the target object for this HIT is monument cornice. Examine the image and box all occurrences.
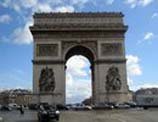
[33,12,124,18]
[30,25,128,32]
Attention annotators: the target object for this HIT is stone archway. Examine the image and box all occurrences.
[64,45,95,104]
[30,12,130,105]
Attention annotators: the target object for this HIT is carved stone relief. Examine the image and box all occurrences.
[106,66,122,91]
[62,41,77,53]
[39,67,55,92]
[33,32,124,39]
[62,41,97,57]
[36,44,58,57]
[101,43,123,56]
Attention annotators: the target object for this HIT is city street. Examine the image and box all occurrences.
[1,109,158,122]
[0,110,37,122]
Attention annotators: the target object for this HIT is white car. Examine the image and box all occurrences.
[8,103,18,109]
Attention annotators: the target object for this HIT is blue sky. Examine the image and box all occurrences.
[0,0,158,103]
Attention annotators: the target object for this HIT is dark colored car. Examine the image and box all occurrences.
[56,104,68,110]
[0,105,12,111]
[28,104,38,110]
[38,104,60,122]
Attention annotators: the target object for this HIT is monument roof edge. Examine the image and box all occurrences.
[33,12,124,18]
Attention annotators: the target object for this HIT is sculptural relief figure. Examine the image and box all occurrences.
[39,67,55,92]
[106,66,121,91]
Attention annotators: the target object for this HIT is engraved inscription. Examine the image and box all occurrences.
[36,44,58,57]
[101,43,122,56]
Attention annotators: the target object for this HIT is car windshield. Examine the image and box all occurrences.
[43,105,50,110]
[43,105,55,111]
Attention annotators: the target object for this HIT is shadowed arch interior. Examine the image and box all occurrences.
[65,45,94,64]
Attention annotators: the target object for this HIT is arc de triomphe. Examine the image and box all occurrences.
[30,12,130,105]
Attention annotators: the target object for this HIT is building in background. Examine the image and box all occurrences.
[135,88,158,106]
[0,89,32,105]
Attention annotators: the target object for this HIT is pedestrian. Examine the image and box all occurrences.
[19,105,24,115]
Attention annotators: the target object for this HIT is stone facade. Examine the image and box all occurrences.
[30,12,129,105]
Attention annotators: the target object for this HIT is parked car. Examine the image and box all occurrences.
[56,104,68,110]
[8,103,19,110]
[37,103,60,122]
[124,101,137,108]
[92,103,113,110]
[84,105,92,110]
[28,104,38,110]
[69,103,91,111]
[0,105,12,111]
[115,103,130,109]
[66,104,73,110]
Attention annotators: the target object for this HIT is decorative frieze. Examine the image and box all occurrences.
[62,41,97,57]
[100,43,123,56]
[32,31,124,39]
[33,12,124,26]
[36,44,58,57]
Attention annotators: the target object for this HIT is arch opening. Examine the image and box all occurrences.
[65,46,95,104]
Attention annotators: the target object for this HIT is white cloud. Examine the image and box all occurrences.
[70,0,88,8]
[126,55,143,91]
[20,0,38,8]
[127,77,138,90]
[0,0,21,12]
[137,32,155,44]
[140,0,153,6]
[0,0,75,13]
[126,55,142,76]
[70,0,87,5]
[152,13,158,18]
[66,55,90,77]
[139,83,158,89]
[0,0,11,7]
[106,0,114,4]
[66,55,91,103]
[144,32,154,40]
[66,74,91,103]
[12,3,21,12]
[35,3,53,12]
[0,0,38,12]
[127,77,133,86]
[12,19,33,44]
[91,0,114,6]
[125,0,154,8]
[54,6,75,12]
[0,14,12,24]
